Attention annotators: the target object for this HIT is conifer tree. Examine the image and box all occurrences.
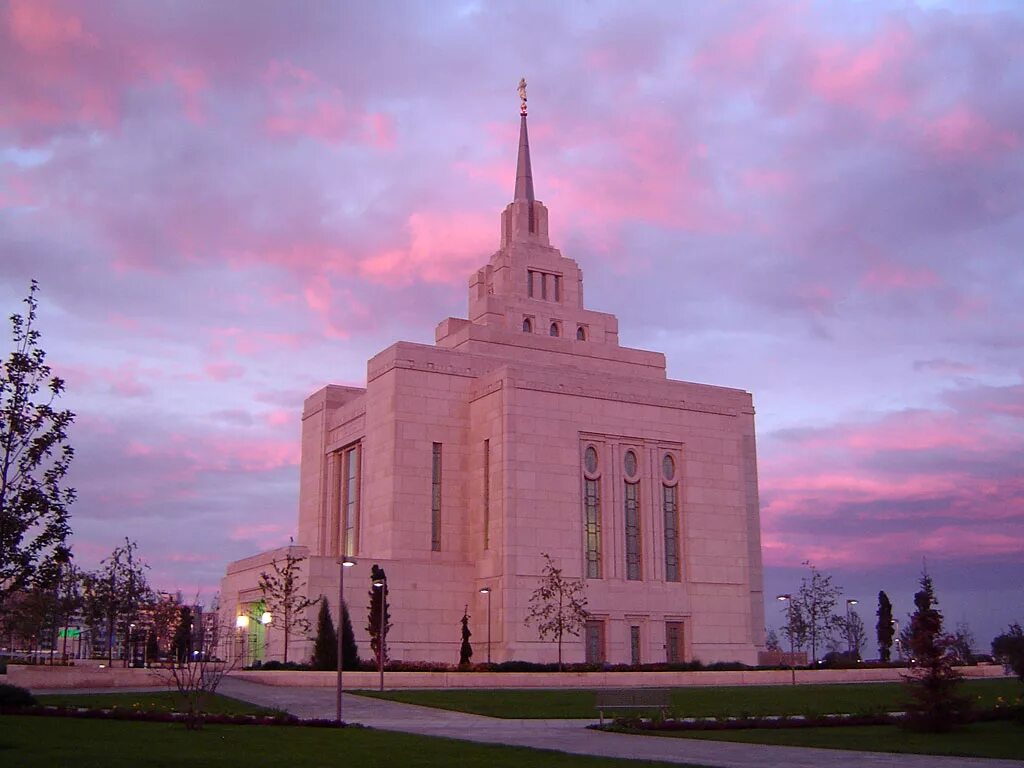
[339,599,359,670]
[311,597,337,671]
[877,590,894,662]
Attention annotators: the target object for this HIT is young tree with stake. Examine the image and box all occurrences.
[525,552,589,671]
[258,545,316,664]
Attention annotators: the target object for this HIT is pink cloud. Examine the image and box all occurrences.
[4,0,94,52]
[862,263,940,291]
[204,361,245,381]
[924,107,1019,157]
[808,22,914,120]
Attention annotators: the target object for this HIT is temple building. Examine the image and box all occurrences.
[221,88,766,666]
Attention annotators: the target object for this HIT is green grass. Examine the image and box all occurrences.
[34,691,271,715]
[355,678,1022,719]
[0,716,709,768]
[612,720,1024,761]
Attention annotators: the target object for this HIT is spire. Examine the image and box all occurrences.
[514,78,535,202]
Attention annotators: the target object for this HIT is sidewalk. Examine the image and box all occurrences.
[217,678,1024,768]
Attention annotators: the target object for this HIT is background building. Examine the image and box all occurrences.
[222,96,766,666]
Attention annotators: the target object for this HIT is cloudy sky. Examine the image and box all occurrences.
[2,0,1021,653]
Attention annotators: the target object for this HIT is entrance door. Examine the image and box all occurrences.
[585,620,605,664]
[665,621,685,663]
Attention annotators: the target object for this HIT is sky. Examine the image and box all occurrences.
[1,0,1022,655]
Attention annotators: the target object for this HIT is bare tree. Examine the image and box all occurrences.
[258,545,315,663]
[525,552,589,670]
[796,560,842,664]
[158,594,243,730]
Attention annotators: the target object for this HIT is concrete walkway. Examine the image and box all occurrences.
[216,678,1024,768]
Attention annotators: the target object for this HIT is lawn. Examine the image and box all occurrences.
[0,716,709,768]
[612,720,1024,761]
[355,678,1021,719]
[35,691,271,715]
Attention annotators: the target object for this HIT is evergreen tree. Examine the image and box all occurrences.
[311,597,337,671]
[172,605,194,665]
[340,599,360,670]
[903,572,968,732]
[877,591,894,662]
[366,564,391,666]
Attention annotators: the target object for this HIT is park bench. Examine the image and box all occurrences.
[594,688,672,725]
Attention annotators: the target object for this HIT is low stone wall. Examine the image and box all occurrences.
[230,664,1007,690]
[8,664,175,690]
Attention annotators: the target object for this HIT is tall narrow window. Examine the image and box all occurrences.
[583,446,602,578]
[431,443,442,551]
[665,621,685,663]
[527,270,534,298]
[585,620,605,663]
[554,275,561,302]
[541,272,548,300]
[483,439,490,550]
[343,444,360,557]
[662,454,680,582]
[630,625,641,666]
[624,450,641,581]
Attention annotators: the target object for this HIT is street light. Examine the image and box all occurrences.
[776,594,796,685]
[479,587,492,665]
[372,571,387,692]
[336,556,357,724]
[845,599,859,657]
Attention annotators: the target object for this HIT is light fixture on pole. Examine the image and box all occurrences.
[372,570,387,692]
[336,556,356,724]
[479,587,492,665]
[776,594,795,685]
[845,598,858,657]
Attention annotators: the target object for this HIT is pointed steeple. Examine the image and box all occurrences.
[514,115,535,202]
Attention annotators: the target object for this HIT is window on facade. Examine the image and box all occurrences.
[576,326,586,341]
[662,453,680,582]
[585,620,605,664]
[342,444,360,557]
[624,449,641,581]
[483,439,490,550]
[527,270,562,303]
[665,621,685,663]
[549,322,559,337]
[583,445,602,578]
[630,625,641,666]
[431,443,442,551]
[522,317,532,333]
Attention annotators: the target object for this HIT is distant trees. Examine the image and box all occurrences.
[0,281,76,613]
[903,572,968,732]
[311,597,337,671]
[842,609,867,659]
[258,546,316,664]
[764,628,781,652]
[525,552,589,671]
[82,538,152,666]
[991,623,1024,682]
[949,621,975,665]
[877,591,894,662]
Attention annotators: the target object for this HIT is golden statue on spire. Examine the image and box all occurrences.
[518,77,527,116]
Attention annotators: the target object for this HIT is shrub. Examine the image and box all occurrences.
[0,683,36,707]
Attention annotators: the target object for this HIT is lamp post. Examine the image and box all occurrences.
[845,598,858,656]
[776,594,795,685]
[479,587,492,665]
[372,571,387,692]
[336,556,356,724]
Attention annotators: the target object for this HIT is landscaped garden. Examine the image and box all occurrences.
[354,678,1020,719]
[34,691,271,715]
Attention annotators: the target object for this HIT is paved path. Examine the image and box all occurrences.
[216,679,1024,768]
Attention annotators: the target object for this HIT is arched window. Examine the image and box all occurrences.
[583,445,602,578]
[623,450,641,581]
[576,326,586,341]
[549,322,560,337]
[662,453,680,582]
[522,317,532,333]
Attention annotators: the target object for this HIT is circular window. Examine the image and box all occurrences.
[662,454,675,481]
[624,450,637,477]
[584,446,598,474]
